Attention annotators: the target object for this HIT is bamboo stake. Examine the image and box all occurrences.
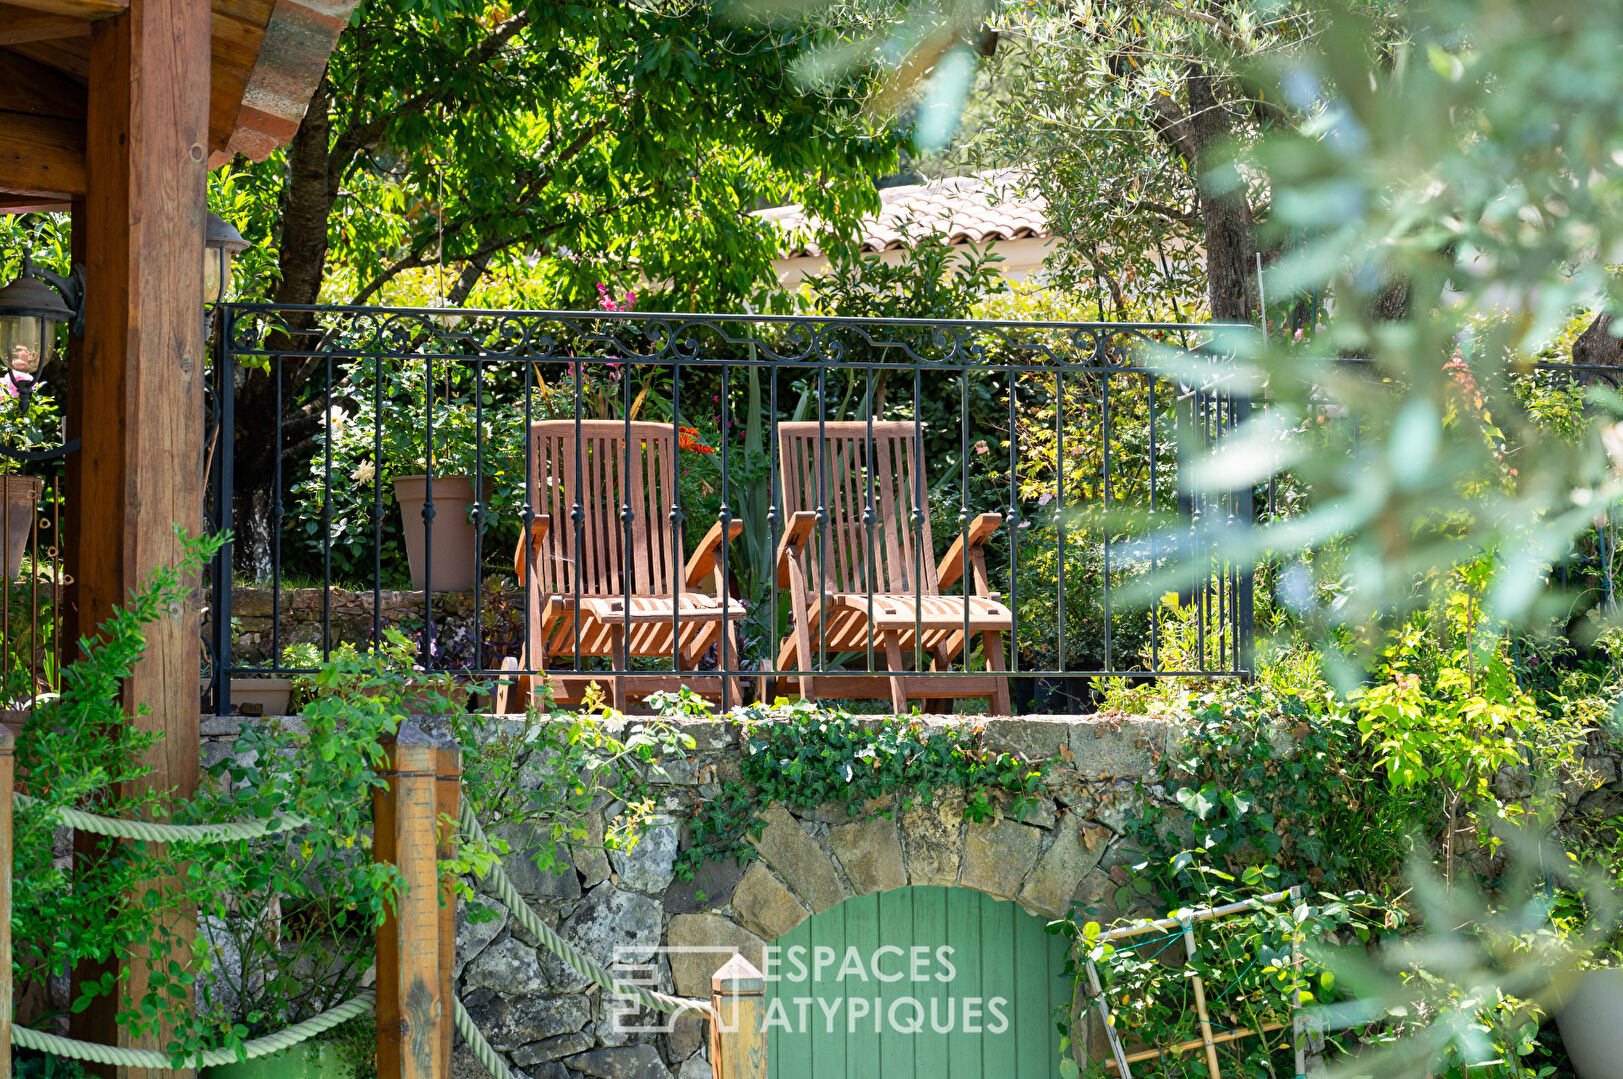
[1183,921,1223,1078]
[1104,1022,1288,1069]
[1087,957,1135,1077]
[1096,891,1293,943]
[1289,884,1309,1079]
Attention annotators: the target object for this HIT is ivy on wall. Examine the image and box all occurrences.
[675,698,1051,880]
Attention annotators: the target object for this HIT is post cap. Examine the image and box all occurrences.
[711,953,765,995]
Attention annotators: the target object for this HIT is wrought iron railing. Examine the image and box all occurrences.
[201,304,1262,715]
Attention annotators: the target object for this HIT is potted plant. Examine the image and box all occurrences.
[373,359,489,593]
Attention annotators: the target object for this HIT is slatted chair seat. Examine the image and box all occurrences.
[576,594,750,625]
[814,593,1011,630]
[494,420,744,713]
[772,420,1012,714]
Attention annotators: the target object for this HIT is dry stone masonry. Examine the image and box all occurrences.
[199,712,1182,1079]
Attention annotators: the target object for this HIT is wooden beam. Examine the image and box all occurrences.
[0,110,85,196]
[6,38,93,81]
[3,0,125,16]
[0,195,70,213]
[0,6,88,43]
[0,49,88,118]
[67,0,209,1069]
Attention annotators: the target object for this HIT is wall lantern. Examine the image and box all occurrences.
[0,257,82,380]
[205,212,249,306]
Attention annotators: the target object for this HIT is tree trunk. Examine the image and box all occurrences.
[1186,67,1258,323]
[230,77,340,578]
[1573,313,1623,367]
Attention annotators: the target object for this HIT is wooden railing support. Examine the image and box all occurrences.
[374,722,448,1079]
[1,731,13,1079]
[434,741,460,1078]
[709,954,767,1079]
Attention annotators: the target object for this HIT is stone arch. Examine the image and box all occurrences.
[665,791,1119,1000]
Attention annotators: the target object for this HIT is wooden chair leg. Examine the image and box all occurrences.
[924,645,953,715]
[494,655,526,714]
[611,628,630,713]
[982,630,1012,715]
[721,621,744,711]
[882,630,908,714]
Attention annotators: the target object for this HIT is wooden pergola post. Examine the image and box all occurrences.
[1,730,14,1079]
[66,0,210,1071]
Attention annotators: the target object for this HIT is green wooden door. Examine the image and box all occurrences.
[764,886,1071,1078]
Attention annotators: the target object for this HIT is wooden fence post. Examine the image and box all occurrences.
[434,742,460,1079]
[709,954,767,1079]
[1,730,13,1079]
[374,722,444,1079]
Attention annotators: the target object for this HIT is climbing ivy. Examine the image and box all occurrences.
[676,700,1051,879]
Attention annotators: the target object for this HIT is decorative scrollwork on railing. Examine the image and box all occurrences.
[219,303,1235,373]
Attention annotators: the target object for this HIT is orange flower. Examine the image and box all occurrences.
[678,426,716,455]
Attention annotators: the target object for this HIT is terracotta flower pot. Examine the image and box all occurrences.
[230,676,294,716]
[0,474,41,578]
[392,474,478,592]
[1557,968,1623,1079]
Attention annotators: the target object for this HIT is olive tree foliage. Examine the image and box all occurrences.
[770,1,1386,322]
[790,0,1623,657]
[1207,0,1623,656]
[213,0,907,575]
[973,3,1351,322]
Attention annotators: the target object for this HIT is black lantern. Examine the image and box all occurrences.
[205,212,249,306]
[0,257,81,379]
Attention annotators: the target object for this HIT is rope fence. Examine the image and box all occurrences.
[15,792,309,843]
[11,992,375,1069]
[7,787,713,1077]
[461,802,714,1020]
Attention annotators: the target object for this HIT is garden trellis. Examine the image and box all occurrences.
[1079,887,1320,1079]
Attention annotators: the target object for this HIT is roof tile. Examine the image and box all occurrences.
[757,168,1049,258]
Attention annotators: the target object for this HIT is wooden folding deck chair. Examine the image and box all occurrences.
[494,420,745,712]
[770,420,1013,714]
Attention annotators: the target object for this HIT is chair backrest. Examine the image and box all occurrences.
[527,420,683,597]
[776,420,940,597]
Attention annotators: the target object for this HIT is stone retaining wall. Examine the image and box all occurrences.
[199,712,1178,1079]
[203,585,516,668]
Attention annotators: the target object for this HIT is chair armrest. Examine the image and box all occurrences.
[936,512,1003,591]
[684,519,745,589]
[512,515,552,585]
[774,511,819,588]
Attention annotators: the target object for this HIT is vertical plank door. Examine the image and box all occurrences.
[767,886,1071,1079]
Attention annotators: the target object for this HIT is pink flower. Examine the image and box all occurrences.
[0,375,17,399]
[1037,492,1054,506]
